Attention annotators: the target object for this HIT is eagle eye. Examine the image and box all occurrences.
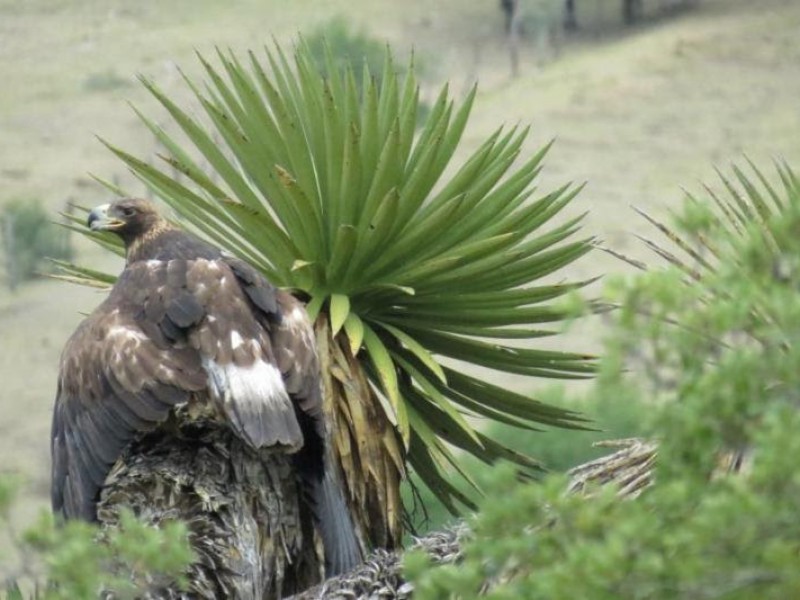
[120,206,136,218]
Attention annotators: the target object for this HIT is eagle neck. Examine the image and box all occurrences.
[125,221,177,263]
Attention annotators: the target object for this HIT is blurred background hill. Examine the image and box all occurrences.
[1,0,798,536]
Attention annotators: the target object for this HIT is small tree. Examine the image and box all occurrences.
[304,17,389,91]
[61,42,595,595]
[1,199,72,290]
[407,163,800,599]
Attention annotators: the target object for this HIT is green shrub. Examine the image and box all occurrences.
[407,164,800,598]
[1,200,72,289]
[304,16,388,90]
[303,17,430,124]
[1,477,194,599]
[83,69,131,93]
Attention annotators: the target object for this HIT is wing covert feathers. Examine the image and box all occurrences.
[52,307,197,520]
[52,256,323,520]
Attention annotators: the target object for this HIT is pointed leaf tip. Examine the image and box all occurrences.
[329,293,351,337]
[291,259,314,271]
[305,294,325,322]
[362,324,409,445]
[343,312,365,355]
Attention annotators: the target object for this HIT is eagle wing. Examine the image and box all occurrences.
[225,257,323,426]
[52,257,318,521]
[52,263,208,520]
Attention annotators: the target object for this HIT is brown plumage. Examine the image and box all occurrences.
[52,198,361,580]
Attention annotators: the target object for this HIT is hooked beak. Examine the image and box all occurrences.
[87,204,123,231]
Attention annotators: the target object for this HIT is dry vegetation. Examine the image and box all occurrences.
[0,0,798,541]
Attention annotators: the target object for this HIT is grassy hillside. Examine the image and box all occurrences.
[0,0,798,537]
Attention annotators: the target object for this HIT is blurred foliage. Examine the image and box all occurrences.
[525,0,702,31]
[304,16,390,90]
[483,385,646,472]
[1,199,72,289]
[517,0,563,33]
[0,477,193,599]
[403,385,647,535]
[82,69,132,93]
[303,17,430,124]
[406,162,800,598]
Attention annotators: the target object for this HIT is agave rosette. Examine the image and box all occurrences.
[64,43,597,512]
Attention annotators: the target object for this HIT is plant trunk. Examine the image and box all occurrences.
[2,213,17,291]
[314,314,406,552]
[97,412,322,599]
[564,0,577,31]
[505,0,521,78]
[623,0,643,24]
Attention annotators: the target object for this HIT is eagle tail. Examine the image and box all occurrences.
[311,464,363,577]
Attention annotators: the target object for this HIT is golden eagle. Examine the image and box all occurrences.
[51,198,361,578]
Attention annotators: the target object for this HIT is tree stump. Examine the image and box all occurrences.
[97,412,323,599]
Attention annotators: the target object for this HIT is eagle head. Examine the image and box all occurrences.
[88,198,164,245]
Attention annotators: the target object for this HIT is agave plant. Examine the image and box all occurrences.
[58,42,595,548]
